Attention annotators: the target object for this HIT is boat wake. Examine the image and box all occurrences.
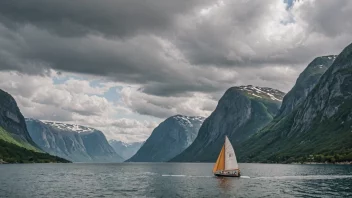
[144,172,158,175]
[161,174,213,178]
[161,174,252,178]
[161,175,352,180]
[253,175,352,180]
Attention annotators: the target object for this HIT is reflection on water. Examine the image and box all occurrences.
[217,177,231,190]
[216,177,240,192]
[0,163,351,197]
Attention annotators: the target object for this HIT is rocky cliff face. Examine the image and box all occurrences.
[127,115,205,162]
[109,140,144,160]
[80,130,122,162]
[0,89,70,163]
[239,43,352,163]
[26,119,124,162]
[0,89,35,144]
[277,55,336,117]
[171,86,285,162]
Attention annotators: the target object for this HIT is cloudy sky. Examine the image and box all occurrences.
[0,0,351,142]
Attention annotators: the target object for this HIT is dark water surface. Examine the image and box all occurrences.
[0,163,351,197]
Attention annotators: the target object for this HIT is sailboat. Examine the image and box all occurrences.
[213,136,240,177]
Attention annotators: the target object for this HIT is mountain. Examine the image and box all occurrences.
[277,55,336,117]
[170,85,285,162]
[0,89,69,163]
[238,43,352,163]
[25,119,124,162]
[0,89,38,150]
[109,140,144,160]
[127,115,205,162]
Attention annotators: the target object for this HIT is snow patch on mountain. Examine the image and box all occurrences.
[326,55,337,60]
[41,121,95,133]
[237,85,285,101]
[173,115,205,128]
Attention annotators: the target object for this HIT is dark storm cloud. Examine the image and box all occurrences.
[0,23,238,96]
[0,0,352,100]
[0,0,211,38]
[0,24,176,82]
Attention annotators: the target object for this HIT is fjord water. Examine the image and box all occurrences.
[0,163,351,198]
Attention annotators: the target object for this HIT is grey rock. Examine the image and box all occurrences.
[238,43,352,162]
[171,85,285,162]
[26,119,124,162]
[127,115,205,162]
[109,140,144,160]
[277,55,336,117]
[0,89,39,148]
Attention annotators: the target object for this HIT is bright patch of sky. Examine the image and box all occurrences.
[10,71,162,142]
[284,0,295,9]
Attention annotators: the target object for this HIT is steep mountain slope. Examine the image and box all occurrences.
[127,115,205,162]
[0,89,38,149]
[277,55,336,117]
[0,127,69,163]
[239,43,352,163]
[171,86,285,162]
[0,89,68,163]
[0,138,69,163]
[109,140,144,160]
[80,130,122,162]
[26,119,124,162]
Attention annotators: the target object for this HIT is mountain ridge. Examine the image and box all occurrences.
[277,55,336,118]
[238,43,352,163]
[170,85,285,162]
[109,140,144,160]
[26,118,124,162]
[0,89,69,163]
[127,115,205,162]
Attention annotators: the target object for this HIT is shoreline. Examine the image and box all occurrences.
[0,159,8,164]
[291,161,352,165]
[1,160,351,165]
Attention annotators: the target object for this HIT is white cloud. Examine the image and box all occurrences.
[72,115,159,143]
[1,0,352,142]
[0,71,159,142]
[121,87,217,118]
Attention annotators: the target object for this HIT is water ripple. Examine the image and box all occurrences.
[0,163,351,198]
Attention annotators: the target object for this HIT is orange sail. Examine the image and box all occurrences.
[212,145,225,173]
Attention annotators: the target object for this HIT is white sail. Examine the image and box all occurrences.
[224,136,238,170]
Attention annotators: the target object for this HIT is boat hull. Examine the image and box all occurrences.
[214,173,240,177]
[214,169,240,177]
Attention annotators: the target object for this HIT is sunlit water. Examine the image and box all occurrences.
[0,163,351,197]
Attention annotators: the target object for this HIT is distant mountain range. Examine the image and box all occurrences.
[109,140,144,160]
[171,86,285,162]
[25,119,124,163]
[127,115,205,162]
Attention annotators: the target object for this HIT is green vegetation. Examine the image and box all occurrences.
[171,92,282,162]
[0,127,40,152]
[268,152,352,164]
[233,99,277,142]
[0,139,70,163]
[237,46,352,164]
[239,80,352,164]
[0,127,70,163]
[238,102,352,164]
